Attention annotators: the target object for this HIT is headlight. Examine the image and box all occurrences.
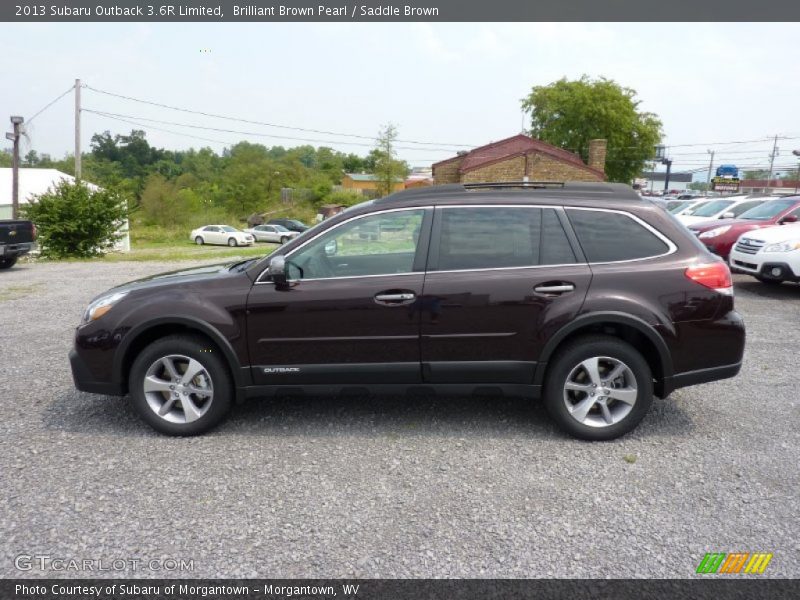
[698,226,731,239]
[82,291,128,323]
[763,240,800,253]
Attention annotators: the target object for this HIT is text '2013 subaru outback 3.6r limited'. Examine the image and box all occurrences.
[70,182,745,440]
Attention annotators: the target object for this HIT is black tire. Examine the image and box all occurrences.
[280,236,289,244]
[756,277,782,286]
[129,334,233,436]
[228,237,237,247]
[543,335,653,441]
[195,236,204,245]
[0,256,18,269]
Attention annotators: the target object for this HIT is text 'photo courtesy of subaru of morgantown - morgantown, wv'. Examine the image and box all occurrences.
[70,182,746,441]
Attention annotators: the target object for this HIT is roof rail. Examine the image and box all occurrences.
[464,181,565,190]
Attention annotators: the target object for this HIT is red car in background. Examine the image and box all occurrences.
[688,196,800,259]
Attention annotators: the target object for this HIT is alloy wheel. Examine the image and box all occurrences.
[143,354,214,424]
[562,356,637,428]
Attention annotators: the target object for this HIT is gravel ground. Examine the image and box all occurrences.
[1,260,798,579]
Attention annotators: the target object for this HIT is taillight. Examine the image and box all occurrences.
[685,262,733,295]
[31,223,37,241]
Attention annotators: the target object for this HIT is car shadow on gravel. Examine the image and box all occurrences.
[42,389,696,441]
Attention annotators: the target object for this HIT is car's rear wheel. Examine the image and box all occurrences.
[228,237,237,247]
[0,256,18,269]
[195,236,204,245]
[544,335,653,441]
[129,334,232,435]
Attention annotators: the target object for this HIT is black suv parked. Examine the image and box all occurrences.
[70,182,745,440]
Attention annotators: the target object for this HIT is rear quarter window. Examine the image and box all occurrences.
[566,209,670,262]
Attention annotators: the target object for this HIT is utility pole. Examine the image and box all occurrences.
[706,149,715,188]
[6,116,24,219]
[766,134,779,193]
[74,78,81,179]
[793,150,800,194]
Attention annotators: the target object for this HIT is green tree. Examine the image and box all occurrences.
[0,150,11,167]
[21,180,128,258]
[521,76,663,183]
[372,124,409,197]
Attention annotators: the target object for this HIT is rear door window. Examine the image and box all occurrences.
[431,206,577,271]
[566,209,670,262]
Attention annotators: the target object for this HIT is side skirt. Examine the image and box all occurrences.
[240,383,541,401]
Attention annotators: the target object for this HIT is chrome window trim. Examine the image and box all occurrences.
[563,205,678,265]
[255,206,429,284]
[255,203,678,284]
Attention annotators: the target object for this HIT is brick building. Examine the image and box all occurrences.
[432,134,606,184]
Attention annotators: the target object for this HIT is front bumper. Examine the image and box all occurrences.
[729,250,800,281]
[69,349,124,396]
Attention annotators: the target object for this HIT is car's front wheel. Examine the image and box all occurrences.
[544,335,653,441]
[756,276,783,286]
[280,236,289,244]
[228,237,237,247]
[129,334,233,435]
[195,236,204,245]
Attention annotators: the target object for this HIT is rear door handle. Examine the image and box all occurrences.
[374,292,416,305]
[534,283,575,295]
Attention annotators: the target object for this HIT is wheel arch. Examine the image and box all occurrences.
[114,316,246,394]
[534,312,673,398]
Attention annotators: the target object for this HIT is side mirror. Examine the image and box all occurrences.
[269,255,289,289]
[721,212,735,219]
[780,215,799,224]
[324,239,338,256]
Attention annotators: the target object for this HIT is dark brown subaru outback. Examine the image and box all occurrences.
[70,182,745,440]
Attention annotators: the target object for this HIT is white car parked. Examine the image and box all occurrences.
[729,223,800,285]
[677,196,768,227]
[190,225,254,247]
[243,224,300,244]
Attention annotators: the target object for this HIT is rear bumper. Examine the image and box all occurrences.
[69,349,124,396]
[662,361,742,397]
[660,309,745,397]
[1,242,33,257]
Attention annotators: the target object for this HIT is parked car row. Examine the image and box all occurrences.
[677,196,800,286]
[189,219,309,247]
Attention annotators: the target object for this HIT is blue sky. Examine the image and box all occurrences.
[3,22,800,176]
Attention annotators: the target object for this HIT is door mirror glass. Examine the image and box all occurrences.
[324,239,338,256]
[780,214,799,224]
[269,255,288,289]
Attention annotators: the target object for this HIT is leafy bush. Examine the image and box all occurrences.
[324,189,365,208]
[21,179,128,258]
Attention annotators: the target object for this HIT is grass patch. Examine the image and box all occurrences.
[623,454,637,464]
[41,242,279,263]
[0,284,43,301]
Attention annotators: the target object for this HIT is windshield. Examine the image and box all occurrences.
[683,201,710,215]
[221,226,238,232]
[691,200,734,217]
[739,198,797,221]
[668,201,692,214]
[273,224,290,232]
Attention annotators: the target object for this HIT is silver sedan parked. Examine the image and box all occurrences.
[243,224,300,244]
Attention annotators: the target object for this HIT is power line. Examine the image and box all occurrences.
[82,84,476,148]
[83,108,463,153]
[26,84,75,124]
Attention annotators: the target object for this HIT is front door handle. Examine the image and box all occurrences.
[534,283,575,295]
[374,292,416,305]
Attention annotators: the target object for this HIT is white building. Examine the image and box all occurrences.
[0,168,130,252]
